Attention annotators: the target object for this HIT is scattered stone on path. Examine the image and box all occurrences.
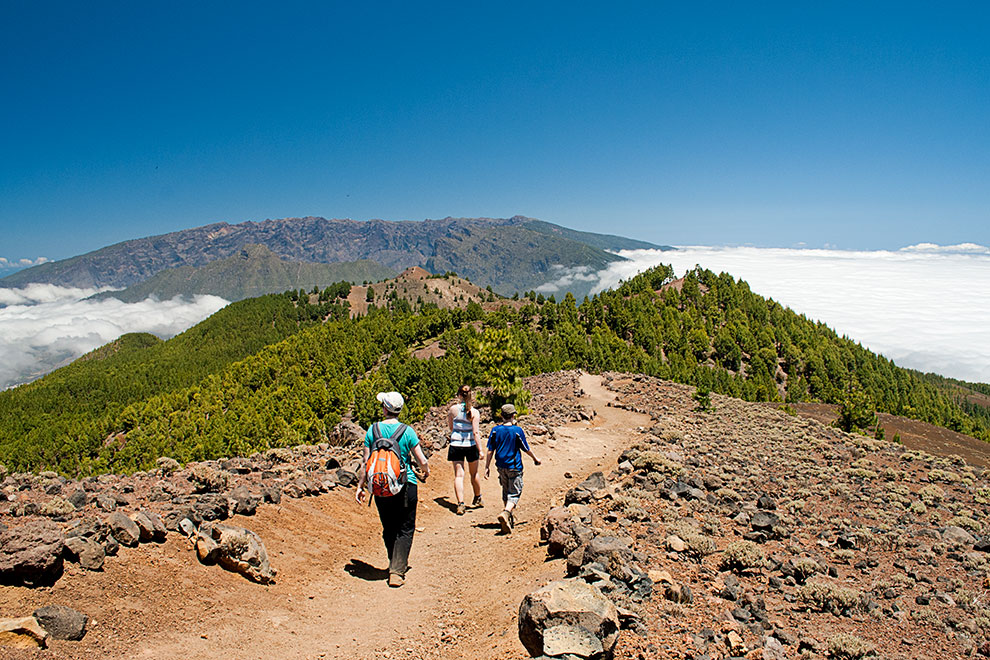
[195,523,276,584]
[33,605,88,641]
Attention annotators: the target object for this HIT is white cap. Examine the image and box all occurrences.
[376,391,404,414]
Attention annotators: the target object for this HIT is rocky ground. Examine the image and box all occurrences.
[558,373,990,660]
[2,370,990,659]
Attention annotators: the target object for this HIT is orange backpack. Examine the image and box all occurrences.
[366,422,408,497]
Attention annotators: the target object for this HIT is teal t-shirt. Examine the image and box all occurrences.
[364,420,421,485]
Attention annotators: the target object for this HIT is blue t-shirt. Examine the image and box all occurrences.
[365,420,421,485]
[487,423,530,471]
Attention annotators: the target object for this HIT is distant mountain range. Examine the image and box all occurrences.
[1,216,669,299]
[91,245,395,303]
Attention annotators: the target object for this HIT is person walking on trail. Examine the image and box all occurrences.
[484,403,540,534]
[447,384,483,515]
[355,391,430,588]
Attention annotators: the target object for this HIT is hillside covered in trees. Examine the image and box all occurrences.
[1,265,986,476]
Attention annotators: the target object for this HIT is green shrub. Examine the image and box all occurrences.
[826,633,876,659]
[798,580,865,615]
[720,540,766,572]
[918,484,945,506]
[630,450,684,477]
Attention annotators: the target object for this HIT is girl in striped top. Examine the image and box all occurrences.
[447,384,483,515]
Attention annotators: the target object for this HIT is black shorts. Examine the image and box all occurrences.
[447,444,480,463]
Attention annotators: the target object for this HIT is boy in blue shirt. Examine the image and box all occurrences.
[484,403,541,534]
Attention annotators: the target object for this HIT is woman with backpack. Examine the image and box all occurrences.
[355,390,430,588]
[447,384,483,515]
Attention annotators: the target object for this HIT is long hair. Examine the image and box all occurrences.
[458,384,473,410]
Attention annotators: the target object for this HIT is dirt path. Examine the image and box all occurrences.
[5,374,650,660]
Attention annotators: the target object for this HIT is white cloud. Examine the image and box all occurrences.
[900,243,990,255]
[0,256,49,269]
[0,286,229,390]
[534,265,599,293]
[568,244,990,384]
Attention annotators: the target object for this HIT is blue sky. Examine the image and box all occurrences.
[2,1,989,264]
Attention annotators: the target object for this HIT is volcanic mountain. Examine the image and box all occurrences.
[1,216,668,298]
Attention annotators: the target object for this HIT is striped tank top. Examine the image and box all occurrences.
[450,405,476,448]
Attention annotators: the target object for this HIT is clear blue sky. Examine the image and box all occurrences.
[2,1,988,264]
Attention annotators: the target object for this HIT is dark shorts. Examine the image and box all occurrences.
[447,444,480,463]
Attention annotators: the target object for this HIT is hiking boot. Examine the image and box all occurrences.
[508,511,515,528]
[388,573,404,588]
[497,510,512,534]
[471,495,483,508]
[456,502,466,516]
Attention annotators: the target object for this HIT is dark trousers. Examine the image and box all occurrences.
[374,482,417,577]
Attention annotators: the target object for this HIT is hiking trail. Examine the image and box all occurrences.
[4,374,649,660]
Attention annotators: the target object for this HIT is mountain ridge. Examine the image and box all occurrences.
[93,244,395,303]
[0,216,669,297]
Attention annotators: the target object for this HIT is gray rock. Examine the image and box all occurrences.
[579,472,606,492]
[334,469,358,488]
[33,605,88,641]
[132,510,167,542]
[0,519,64,586]
[543,623,604,658]
[63,536,105,571]
[132,511,156,542]
[943,526,977,547]
[261,485,282,505]
[65,488,89,509]
[518,579,619,658]
[543,507,598,558]
[582,535,634,579]
[95,494,117,512]
[107,512,140,547]
[750,511,779,532]
[194,493,229,521]
[228,485,261,516]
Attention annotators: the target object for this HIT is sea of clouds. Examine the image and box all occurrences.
[3,243,987,391]
[0,284,229,390]
[539,243,990,384]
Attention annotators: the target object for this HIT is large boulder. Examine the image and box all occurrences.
[33,605,88,641]
[0,520,64,586]
[518,579,620,658]
[195,523,276,584]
